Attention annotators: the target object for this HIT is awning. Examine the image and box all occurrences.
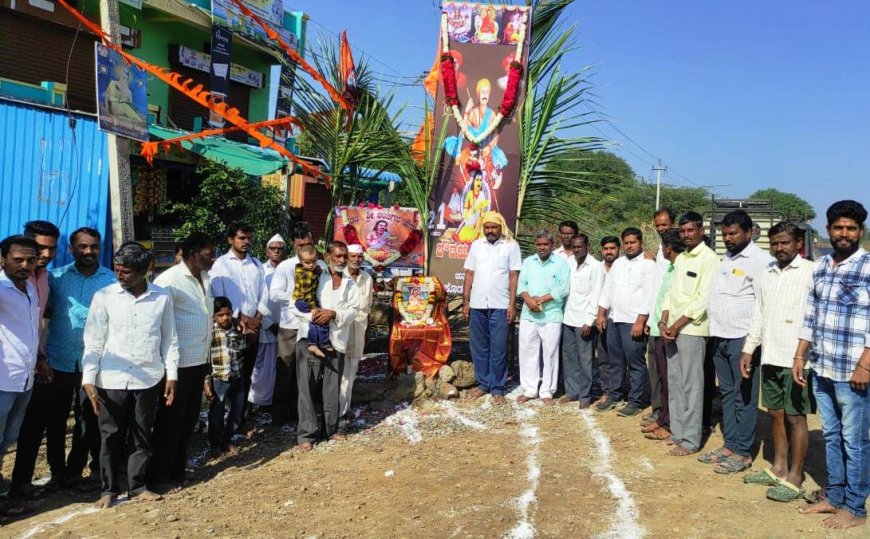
[149,125,287,176]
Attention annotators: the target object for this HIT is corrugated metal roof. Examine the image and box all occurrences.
[0,99,112,267]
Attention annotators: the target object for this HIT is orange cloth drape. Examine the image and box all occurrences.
[389,277,452,378]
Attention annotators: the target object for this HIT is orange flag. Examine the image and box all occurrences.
[339,30,358,107]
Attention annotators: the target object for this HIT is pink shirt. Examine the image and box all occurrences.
[29,269,49,322]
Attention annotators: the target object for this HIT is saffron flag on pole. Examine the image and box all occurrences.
[339,30,358,108]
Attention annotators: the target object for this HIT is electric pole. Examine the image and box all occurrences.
[100,0,135,249]
[653,159,667,210]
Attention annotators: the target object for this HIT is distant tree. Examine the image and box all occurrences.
[749,188,816,221]
[160,162,292,260]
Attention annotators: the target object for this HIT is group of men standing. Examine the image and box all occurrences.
[0,221,372,512]
[464,200,869,529]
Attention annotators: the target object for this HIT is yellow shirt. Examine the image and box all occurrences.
[662,242,720,337]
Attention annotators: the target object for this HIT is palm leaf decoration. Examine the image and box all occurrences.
[516,0,606,250]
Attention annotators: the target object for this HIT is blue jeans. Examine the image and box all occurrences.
[606,322,650,408]
[813,375,870,518]
[0,389,33,469]
[561,324,597,404]
[469,308,509,396]
[208,378,245,450]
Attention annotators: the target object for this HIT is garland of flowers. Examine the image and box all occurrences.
[439,11,527,146]
[395,277,438,327]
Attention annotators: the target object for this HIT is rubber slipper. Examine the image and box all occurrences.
[714,456,752,475]
[644,427,672,440]
[668,444,696,457]
[743,468,780,486]
[766,480,805,502]
[697,447,729,464]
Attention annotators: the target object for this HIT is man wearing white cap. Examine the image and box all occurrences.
[340,244,373,426]
[248,234,286,408]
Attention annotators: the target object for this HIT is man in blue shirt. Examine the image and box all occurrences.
[795,200,870,530]
[516,230,570,406]
[10,227,115,496]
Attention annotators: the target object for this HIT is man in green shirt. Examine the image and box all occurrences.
[644,229,684,441]
[661,212,720,456]
[516,231,570,406]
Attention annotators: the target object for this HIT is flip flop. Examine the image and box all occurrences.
[697,447,730,464]
[668,444,696,457]
[714,456,752,474]
[766,480,805,503]
[644,427,672,440]
[743,468,780,486]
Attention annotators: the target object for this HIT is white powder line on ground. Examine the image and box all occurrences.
[440,401,488,430]
[384,406,423,444]
[505,389,541,539]
[579,410,645,539]
[19,506,100,539]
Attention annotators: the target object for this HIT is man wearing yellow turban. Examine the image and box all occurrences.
[462,212,522,405]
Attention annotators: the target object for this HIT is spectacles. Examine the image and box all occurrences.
[268,246,285,251]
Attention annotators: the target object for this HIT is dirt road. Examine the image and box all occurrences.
[2,393,867,538]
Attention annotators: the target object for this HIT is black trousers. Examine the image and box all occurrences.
[273,328,298,426]
[11,370,99,489]
[296,340,343,444]
[148,363,208,485]
[97,384,160,497]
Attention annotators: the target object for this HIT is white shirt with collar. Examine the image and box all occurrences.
[742,255,817,368]
[0,272,40,392]
[708,240,774,339]
[598,253,656,324]
[154,262,213,368]
[81,282,180,389]
[563,255,605,329]
[463,236,522,309]
[209,250,265,318]
[269,255,329,330]
[288,268,360,353]
[554,245,573,260]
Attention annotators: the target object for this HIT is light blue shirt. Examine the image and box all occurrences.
[517,254,570,323]
[45,263,116,373]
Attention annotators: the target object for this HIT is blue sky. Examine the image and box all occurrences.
[296,1,870,231]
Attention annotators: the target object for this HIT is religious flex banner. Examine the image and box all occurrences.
[95,43,149,141]
[334,205,425,269]
[428,2,532,294]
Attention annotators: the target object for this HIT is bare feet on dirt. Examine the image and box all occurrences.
[492,395,507,405]
[516,395,531,405]
[799,499,838,515]
[465,388,486,400]
[329,433,347,442]
[541,398,555,406]
[94,494,115,509]
[298,441,313,452]
[820,509,866,529]
[133,490,163,502]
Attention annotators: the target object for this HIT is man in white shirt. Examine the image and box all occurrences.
[269,226,325,427]
[209,223,265,418]
[561,234,604,408]
[148,233,215,491]
[81,242,180,509]
[740,222,816,502]
[0,236,42,479]
[701,211,773,473]
[596,227,656,417]
[340,244,373,420]
[248,234,286,409]
[554,220,579,259]
[462,212,522,405]
[281,241,359,451]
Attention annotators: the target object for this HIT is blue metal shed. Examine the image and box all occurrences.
[0,100,112,267]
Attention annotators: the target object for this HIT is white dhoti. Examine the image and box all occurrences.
[248,341,278,405]
[340,318,368,416]
[518,319,561,399]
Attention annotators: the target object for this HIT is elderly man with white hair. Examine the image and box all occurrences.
[248,234,286,408]
[340,244,373,427]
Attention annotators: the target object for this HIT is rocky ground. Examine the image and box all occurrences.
[2,354,868,538]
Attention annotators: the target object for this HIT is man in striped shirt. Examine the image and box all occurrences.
[794,200,870,530]
[740,222,816,502]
